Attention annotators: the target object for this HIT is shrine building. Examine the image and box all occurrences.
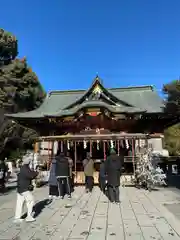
[6,76,171,183]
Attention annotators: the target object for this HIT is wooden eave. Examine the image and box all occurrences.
[36,133,163,142]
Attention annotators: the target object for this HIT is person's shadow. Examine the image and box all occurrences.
[22,198,52,219]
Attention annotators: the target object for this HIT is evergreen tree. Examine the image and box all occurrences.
[0,28,45,159]
[163,80,180,156]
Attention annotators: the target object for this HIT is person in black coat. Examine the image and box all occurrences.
[48,158,59,198]
[105,148,123,203]
[55,151,71,199]
[98,159,107,193]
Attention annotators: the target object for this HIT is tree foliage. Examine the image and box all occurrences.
[0,28,45,159]
[163,80,180,156]
[164,124,180,156]
[163,80,180,115]
[0,29,18,66]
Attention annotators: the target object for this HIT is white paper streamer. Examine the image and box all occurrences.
[110,140,114,148]
[67,140,70,150]
[83,140,87,149]
[125,139,129,149]
[97,140,100,150]
[53,141,58,155]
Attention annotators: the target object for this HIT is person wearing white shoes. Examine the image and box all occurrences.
[14,153,38,223]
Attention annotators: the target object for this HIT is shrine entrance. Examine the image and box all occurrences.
[36,131,152,184]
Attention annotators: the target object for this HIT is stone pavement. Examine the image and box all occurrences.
[0,186,180,240]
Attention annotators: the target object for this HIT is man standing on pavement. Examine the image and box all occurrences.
[83,152,94,193]
[55,151,71,199]
[14,154,38,223]
[105,148,122,203]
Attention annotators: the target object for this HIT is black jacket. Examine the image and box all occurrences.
[105,153,123,186]
[55,153,70,177]
[17,165,38,193]
[99,162,105,177]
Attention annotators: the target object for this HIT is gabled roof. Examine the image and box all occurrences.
[5,76,164,119]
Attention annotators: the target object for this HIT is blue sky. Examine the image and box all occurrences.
[1,0,180,94]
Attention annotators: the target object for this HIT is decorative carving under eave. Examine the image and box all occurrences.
[113,114,126,120]
[63,116,74,121]
[86,108,101,116]
[104,109,110,117]
[48,118,57,123]
[134,114,141,120]
[87,84,102,100]
[87,112,100,117]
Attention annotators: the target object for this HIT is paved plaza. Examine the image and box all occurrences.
[0,186,180,239]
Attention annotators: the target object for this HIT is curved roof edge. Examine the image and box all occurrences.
[47,84,154,95]
[44,101,146,117]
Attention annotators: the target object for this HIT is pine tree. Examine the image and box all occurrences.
[0,28,46,158]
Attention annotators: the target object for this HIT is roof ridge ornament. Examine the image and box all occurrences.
[94,74,103,84]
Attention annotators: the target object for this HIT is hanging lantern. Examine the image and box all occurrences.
[67,140,70,150]
[125,139,129,149]
[83,140,87,149]
[97,140,100,150]
[110,140,114,148]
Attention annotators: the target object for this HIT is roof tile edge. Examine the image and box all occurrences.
[47,85,154,95]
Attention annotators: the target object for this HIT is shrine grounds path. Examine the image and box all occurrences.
[1,186,180,239]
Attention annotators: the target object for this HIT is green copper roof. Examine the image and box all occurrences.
[45,101,145,117]
[5,78,164,119]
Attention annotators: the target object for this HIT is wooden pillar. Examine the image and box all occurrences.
[167,162,172,175]
[74,141,77,183]
[132,138,135,175]
[34,142,39,153]
[48,141,54,170]
[90,140,92,157]
[103,141,106,160]
[117,140,120,156]
[47,141,50,170]
[60,141,63,152]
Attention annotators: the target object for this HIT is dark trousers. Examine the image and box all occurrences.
[57,177,71,198]
[99,176,106,192]
[0,179,5,193]
[49,185,59,196]
[85,176,94,192]
[108,185,120,202]
[69,175,74,192]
